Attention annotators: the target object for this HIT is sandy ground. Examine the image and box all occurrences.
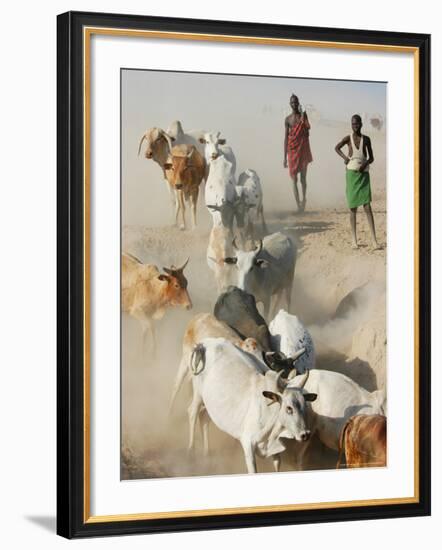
[121,190,386,480]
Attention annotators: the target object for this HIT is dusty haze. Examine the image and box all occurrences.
[121,69,387,480]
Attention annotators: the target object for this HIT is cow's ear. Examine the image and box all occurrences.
[255,258,270,268]
[262,391,282,406]
[158,274,170,283]
[164,162,173,170]
[304,393,317,402]
[218,139,226,145]
[224,257,238,265]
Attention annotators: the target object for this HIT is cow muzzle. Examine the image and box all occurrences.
[300,430,311,442]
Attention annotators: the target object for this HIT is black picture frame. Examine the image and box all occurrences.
[57,10,431,539]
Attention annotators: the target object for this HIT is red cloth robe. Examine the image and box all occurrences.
[287,119,313,177]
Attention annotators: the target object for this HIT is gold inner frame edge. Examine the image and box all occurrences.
[82,26,420,524]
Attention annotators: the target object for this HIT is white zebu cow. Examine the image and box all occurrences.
[169,313,265,434]
[224,232,296,319]
[189,337,314,473]
[166,120,205,154]
[235,169,267,242]
[205,156,237,291]
[269,310,315,374]
[199,131,237,182]
[287,369,386,468]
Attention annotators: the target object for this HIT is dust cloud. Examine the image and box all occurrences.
[121,70,387,479]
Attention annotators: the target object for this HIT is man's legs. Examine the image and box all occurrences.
[350,207,358,248]
[300,168,308,211]
[292,174,302,211]
[363,203,380,249]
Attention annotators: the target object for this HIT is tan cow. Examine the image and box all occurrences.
[336,414,387,469]
[122,253,192,352]
[164,144,206,230]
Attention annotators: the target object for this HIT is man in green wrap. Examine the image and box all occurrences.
[335,114,380,250]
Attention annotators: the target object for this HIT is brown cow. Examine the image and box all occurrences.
[164,144,206,230]
[336,414,387,469]
[122,253,192,352]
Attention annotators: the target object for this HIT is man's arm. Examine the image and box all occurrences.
[283,118,289,167]
[360,136,374,172]
[303,111,311,130]
[335,136,351,164]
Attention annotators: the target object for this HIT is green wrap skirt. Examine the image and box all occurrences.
[346,169,372,208]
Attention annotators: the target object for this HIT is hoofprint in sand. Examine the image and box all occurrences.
[121,195,386,479]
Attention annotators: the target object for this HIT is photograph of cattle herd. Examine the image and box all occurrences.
[121,69,387,478]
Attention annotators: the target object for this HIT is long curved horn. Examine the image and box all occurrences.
[175,257,190,272]
[254,239,263,254]
[138,134,147,156]
[160,129,173,153]
[296,369,310,389]
[290,347,306,364]
[186,146,195,159]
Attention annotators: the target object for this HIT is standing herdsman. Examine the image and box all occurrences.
[283,94,313,212]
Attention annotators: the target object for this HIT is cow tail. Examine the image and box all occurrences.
[190,344,206,376]
[336,421,349,469]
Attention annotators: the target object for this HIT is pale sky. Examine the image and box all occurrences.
[122,69,386,225]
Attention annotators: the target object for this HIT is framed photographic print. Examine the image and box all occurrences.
[57,11,431,539]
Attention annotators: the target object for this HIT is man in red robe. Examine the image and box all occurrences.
[284,94,313,212]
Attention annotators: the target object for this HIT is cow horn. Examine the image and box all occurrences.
[290,347,306,364]
[254,239,263,254]
[296,369,310,389]
[175,257,189,272]
[160,129,173,153]
[124,252,143,264]
[187,146,195,158]
[137,134,147,156]
[232,237,239,250]
[287,368,298,380]
[276,369,288,392]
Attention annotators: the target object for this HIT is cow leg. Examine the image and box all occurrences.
[272,454,281,472]
[188,391,203,451]
[174,190,181,227]
[135,316,155,357]
[178,190,186,230]
[142,320,156,357]
[199,408,210,456]
[190,190,198,229]
[241,439,257,473]
[169,356,189,414]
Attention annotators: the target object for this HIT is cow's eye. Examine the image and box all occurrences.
[286,406,293,415]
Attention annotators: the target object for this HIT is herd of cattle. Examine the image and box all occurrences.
[123,119,387,475]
